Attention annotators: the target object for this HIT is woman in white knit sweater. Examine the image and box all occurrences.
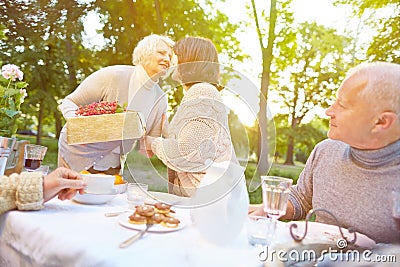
[145,37,237,197]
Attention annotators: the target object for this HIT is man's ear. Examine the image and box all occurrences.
[374,111,398,131]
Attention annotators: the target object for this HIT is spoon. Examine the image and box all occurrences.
[119,223,153,248]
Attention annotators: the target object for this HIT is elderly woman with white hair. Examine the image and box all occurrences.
[58,34,174,174]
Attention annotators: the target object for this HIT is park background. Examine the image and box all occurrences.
[1,0,398,203]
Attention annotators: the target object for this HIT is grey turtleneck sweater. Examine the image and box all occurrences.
[289,139,400,244]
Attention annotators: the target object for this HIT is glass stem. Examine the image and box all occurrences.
[267,217,278,247]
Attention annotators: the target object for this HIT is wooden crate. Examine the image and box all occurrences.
[66,111,145,145]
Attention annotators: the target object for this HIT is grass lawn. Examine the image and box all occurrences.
[16,134,305,204]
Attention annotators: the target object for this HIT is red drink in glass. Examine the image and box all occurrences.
[24,158,42,170]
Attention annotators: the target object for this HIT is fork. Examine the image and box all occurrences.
[119,223,153,248]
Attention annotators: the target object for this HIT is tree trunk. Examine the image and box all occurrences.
[257,52,270,174]
[284,116,298,165]
[36,99,44,145]
[154,0,164,33]
[54,110,62,139]
[252,0,277,175]
[284,135,294,165]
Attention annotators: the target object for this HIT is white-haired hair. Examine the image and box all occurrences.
[349,61,400,114]
[132,34,174,65]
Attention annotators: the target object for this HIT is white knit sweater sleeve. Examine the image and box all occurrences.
[0,172,44,214]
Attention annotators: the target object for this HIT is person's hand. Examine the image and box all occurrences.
[248,204,266,216]
[139,136,155,158]
[248,202,295,220]
[42,167,86,202]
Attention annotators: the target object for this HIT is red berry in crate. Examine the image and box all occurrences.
[75,101,125,116]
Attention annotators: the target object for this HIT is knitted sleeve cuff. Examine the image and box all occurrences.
[16,172,44,211]
[288,194,304,221]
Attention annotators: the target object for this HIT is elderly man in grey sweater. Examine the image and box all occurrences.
[251,62,400,244]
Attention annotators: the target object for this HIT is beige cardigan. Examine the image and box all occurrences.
[0,172,44,215]
[151,83,237,197]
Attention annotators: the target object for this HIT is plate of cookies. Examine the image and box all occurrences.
[118,202,185,232]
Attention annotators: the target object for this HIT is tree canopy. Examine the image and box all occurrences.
[336,0,400,63]
[93,0,243,65]
[0,0,242,142]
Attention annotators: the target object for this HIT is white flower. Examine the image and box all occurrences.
[0,63,28,136]
[1,64,24,81]
[20,88,27,98]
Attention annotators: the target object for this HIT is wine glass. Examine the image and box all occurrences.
[24,144,47,171]
[261,176,293,240]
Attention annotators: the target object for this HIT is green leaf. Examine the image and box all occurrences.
[5,109,19,118]
[15,81,29,89]
[4,88,20,97]
[115,107,124,113]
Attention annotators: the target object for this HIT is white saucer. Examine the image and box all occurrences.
[73,189,118,205]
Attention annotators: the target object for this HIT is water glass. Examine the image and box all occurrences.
[24,144,47,171]
[261,176,293,219]
[127,183,148,209]
[261,176,293,239]
[246,215,275,247]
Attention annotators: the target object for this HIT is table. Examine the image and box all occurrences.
[0,193,265,267]
[2,192,392,267]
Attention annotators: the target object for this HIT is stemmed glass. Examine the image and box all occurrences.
[261,176,293,240]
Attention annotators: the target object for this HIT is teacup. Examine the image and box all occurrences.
[81,173,115,194]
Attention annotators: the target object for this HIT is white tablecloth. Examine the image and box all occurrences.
[0,193,266,267]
